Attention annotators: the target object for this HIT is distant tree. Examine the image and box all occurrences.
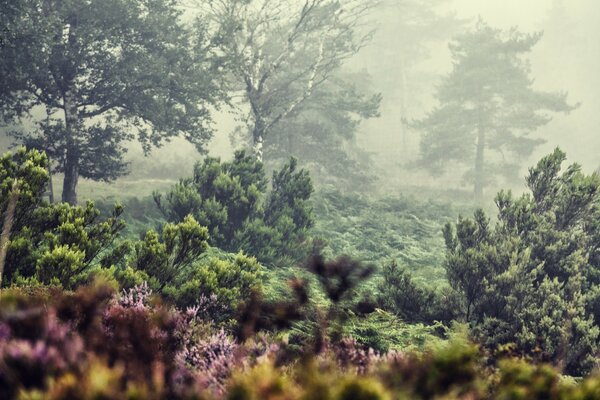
[363,0,465,155]
[202,0,376,161]
[0,0,221,204]
[264,71,381,190]
[413,21,576,200]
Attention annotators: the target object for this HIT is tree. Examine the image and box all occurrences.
[264,71,381,190]
[0,0,221,204]
[443,149,600,375]
[203,0,376,161]
[413,21,575,200]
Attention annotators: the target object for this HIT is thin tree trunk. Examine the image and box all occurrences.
[0,180,20,287]
[253,123,265,163]
[61,89,79,205]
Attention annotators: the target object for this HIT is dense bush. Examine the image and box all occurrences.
[0,148,125,289]
[2,283,600,399]
[107,216,264,321]
[443,149,600,375]
[0,149,264,321]
[155,151,314,265]
[376,260,460,324]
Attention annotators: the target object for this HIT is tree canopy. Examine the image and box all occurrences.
[0,0,222,203]
[203,0,377,161]
[413,21,576,200]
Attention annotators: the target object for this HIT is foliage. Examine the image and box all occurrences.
[312,189,462,286]
[3,272,600,399]
[204,0,377,160]
[0,148,125,289]
[163,252,263,323]
[5,283,600,400]
[443,148,600,375]
[0,0,222,202]
[128,215,209,288]
[413,20,575,198]
[376,260,460,324]
[155,151,314,265]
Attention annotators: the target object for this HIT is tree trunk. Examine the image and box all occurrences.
[252,122,265,163]
[61,89,79,205]
[47,166,54,204]
[474,119,485,202]
[62,147,79,204]
[46,154,54,204]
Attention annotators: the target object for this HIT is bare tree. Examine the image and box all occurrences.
[201,0,377,161]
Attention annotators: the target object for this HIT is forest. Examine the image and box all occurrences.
[1,0,600,398]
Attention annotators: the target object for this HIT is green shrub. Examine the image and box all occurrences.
[443,149,600,375]
[155,151,314,265]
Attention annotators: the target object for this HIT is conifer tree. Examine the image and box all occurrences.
[414,21,575,200]
[443,149,600,375]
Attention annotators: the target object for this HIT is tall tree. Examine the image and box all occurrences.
[203,0,376,161]
[0,0,221,204]
[413,21,575,200]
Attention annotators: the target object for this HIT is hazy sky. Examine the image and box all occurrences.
[151,0,600,190]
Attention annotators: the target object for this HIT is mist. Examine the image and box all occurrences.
[4,0,600,392]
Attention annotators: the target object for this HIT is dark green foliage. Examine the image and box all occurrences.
[155,151,314,265]
[0,0,221,203]
[413,20,575,198]
[1,148,125,288]
[376,260,459,324]
[443,148,600,375]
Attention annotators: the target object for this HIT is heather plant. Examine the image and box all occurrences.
[4,282,600,399]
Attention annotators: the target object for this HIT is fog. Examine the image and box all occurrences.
[348,0,600,190]
[200,0,600,195]
[2,0,600,202]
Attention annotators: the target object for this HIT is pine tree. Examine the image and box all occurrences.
[413,21,575,201]
[443,149,600,375]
